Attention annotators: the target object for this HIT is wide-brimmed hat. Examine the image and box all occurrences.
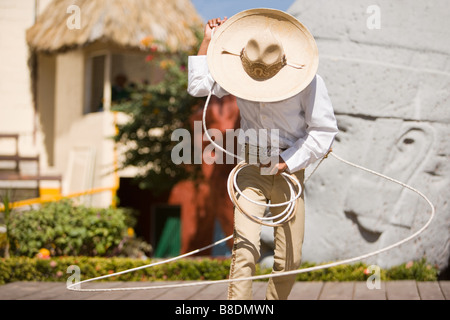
[207,8,319,102]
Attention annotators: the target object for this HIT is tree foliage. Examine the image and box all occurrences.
[112,32,203,194]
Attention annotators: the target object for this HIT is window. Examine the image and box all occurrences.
[85,54,106,113]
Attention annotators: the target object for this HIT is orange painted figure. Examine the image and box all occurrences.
[168,94,240,255]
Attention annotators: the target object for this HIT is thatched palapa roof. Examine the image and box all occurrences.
[26,0,203,53]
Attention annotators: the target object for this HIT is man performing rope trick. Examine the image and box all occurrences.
[65,8,435,300]
[187,9,339,300]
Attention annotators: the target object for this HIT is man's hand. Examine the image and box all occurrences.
[198,17,227,55]
[204,17,227,41]
[260,156,289,175]
[275,157,289,175]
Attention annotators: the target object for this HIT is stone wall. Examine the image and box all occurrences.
[287,0,450,271]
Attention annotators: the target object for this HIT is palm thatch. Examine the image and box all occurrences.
[26,0,204,53]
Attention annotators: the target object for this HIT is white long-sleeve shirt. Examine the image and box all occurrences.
[187,55,338,173]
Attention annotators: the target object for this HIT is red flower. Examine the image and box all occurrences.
[150,44,158,52]
[145,55,155,62]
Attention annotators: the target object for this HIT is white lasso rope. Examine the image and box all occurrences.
[67,86,435,293]
[227,162,302,226]
[203,84,302,227]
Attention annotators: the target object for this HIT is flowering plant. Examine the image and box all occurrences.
[113,29,204,194]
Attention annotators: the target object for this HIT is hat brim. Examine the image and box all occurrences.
[207,8,319,102]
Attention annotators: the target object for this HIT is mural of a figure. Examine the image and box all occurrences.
[169,95,239,255]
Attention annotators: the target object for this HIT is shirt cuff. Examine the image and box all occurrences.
[280,144,307,173]
[188,55,209,75]
[188,55,228,98]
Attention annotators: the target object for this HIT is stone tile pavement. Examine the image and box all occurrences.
[0,280,449,300]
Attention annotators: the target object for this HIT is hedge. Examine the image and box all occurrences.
[0,257,438,285]
[5,199,149,258]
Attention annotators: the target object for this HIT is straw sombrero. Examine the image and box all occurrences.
[207,8,319,102]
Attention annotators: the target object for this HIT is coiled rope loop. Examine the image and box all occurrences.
[203,83,303,227]
[66,84,435,293]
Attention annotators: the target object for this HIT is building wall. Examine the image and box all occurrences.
[0,0,52,154]
[54,50,85,174]
[0,1,138,205]
[288,0,450,271]
[51,49,117,206]
[0,0,36,155]
[36,54,56,167]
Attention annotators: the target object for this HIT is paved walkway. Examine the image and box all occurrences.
[1,280,449,300]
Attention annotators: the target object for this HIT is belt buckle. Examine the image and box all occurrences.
[245,144,274,165]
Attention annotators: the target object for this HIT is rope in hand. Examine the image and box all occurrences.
[67,84,435,292]
[203,83,303,227]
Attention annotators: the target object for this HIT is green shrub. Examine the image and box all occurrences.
[0,256,231,284]
[288,259,438,282]
[385,258,439,281]
[7,200,146,258]
[0,257,439,285]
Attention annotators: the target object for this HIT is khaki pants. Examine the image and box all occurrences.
[227,164,305,300]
